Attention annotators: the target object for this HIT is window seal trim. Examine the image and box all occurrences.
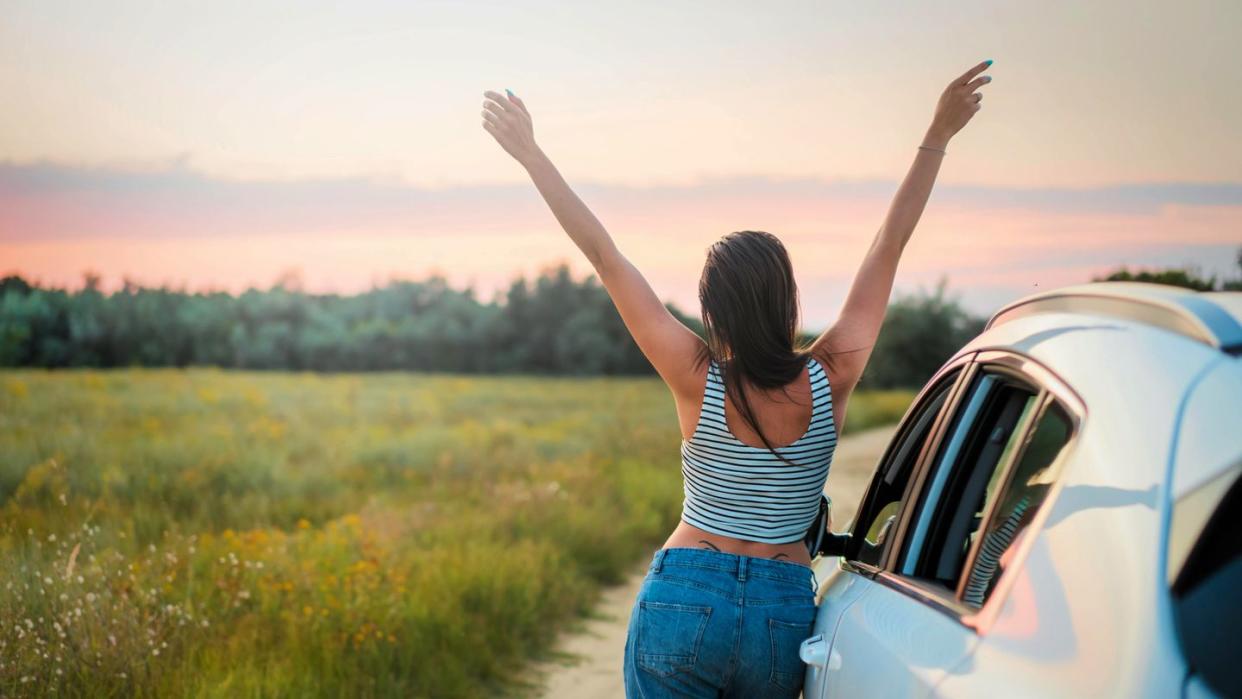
[898,373,1002,576]
[883,361,979,572]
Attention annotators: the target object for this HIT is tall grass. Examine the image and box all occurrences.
[0,369,912,697]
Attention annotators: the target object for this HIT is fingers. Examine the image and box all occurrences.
[972,92,983,103]
[955,59,992,85]
[507,91,530,117]
[482,90,517,113]
[482,100,507,121]
[964,74,992,92]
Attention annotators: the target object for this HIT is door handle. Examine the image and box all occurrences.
[800,633,828,668]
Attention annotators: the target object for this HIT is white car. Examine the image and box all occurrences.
[801,281,1242,699]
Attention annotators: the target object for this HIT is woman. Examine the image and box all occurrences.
[481,59,992,698]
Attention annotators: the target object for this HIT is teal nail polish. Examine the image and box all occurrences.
[506,88,515,98]
[985,59,993,66]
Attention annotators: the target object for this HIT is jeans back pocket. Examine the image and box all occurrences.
[634,600,712,678]
[768,615,815,692]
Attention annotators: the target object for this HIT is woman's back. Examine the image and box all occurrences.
[713,359,817,449]
[679,355,838,545]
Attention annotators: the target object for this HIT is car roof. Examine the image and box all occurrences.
[985,281,1242,354]
[958,282,1241,495]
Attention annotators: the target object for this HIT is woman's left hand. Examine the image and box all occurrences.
[481,90,541,167]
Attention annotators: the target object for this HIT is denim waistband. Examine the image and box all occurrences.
[651,546,815,586]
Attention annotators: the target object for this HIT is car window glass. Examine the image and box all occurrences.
[851,369,959,568]
[903,371,1040,589]
[960,402,1072,607]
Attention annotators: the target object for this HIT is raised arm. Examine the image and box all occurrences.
[481,89,705,396]
[811,60,994,392]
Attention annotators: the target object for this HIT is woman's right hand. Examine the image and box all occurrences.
[481,89,542,168]
[924,60,993,150]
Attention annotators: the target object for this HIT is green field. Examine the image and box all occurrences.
[0,370,913,697]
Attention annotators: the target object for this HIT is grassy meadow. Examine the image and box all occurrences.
[0,369,913,697]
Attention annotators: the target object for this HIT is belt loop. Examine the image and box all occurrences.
[737,555,748,582]
[652,548,666,574]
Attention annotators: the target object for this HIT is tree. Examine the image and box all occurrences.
[856,278,987,389]
[1093,245,1242,291]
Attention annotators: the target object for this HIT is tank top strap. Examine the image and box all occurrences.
[807,356,836,433]
[700,360,725,427]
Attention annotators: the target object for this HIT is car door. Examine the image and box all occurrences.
[802,354,972,699]
[807,353,1080,698]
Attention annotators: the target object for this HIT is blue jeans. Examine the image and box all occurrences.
[623,547,818,698]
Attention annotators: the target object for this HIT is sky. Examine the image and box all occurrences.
[2,0,1240,327]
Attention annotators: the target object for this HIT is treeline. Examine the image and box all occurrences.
[0,264,993,385]
[25,252,1240,386]
[0,266,681,375]
[1092,248,1242,292]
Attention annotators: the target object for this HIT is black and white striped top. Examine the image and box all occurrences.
[679,356,837,544]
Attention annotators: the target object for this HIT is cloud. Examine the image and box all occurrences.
[2,160,1241,243]
[1,160,1239,321]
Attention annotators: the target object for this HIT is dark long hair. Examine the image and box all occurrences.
[696,230,823,467]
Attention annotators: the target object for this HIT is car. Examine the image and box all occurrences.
[799,281,1242,699]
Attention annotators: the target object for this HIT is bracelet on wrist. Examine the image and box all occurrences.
[918,145,947,155]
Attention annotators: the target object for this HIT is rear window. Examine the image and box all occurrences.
[1171,466,1242,698]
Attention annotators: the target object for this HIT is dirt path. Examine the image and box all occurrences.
[529,423,900,699]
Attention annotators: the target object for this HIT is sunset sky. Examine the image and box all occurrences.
[2,0,1240,327]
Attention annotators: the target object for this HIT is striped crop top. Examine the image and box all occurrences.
[679,356,837,544]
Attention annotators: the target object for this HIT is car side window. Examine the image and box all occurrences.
[899,370,1042,590]
[959,401,1072,607]
[850,368,960,568]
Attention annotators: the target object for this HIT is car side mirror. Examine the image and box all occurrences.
[811,495,853,558]
[818,532,852,557]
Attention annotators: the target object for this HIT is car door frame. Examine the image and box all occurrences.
[863,348,1088,635]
